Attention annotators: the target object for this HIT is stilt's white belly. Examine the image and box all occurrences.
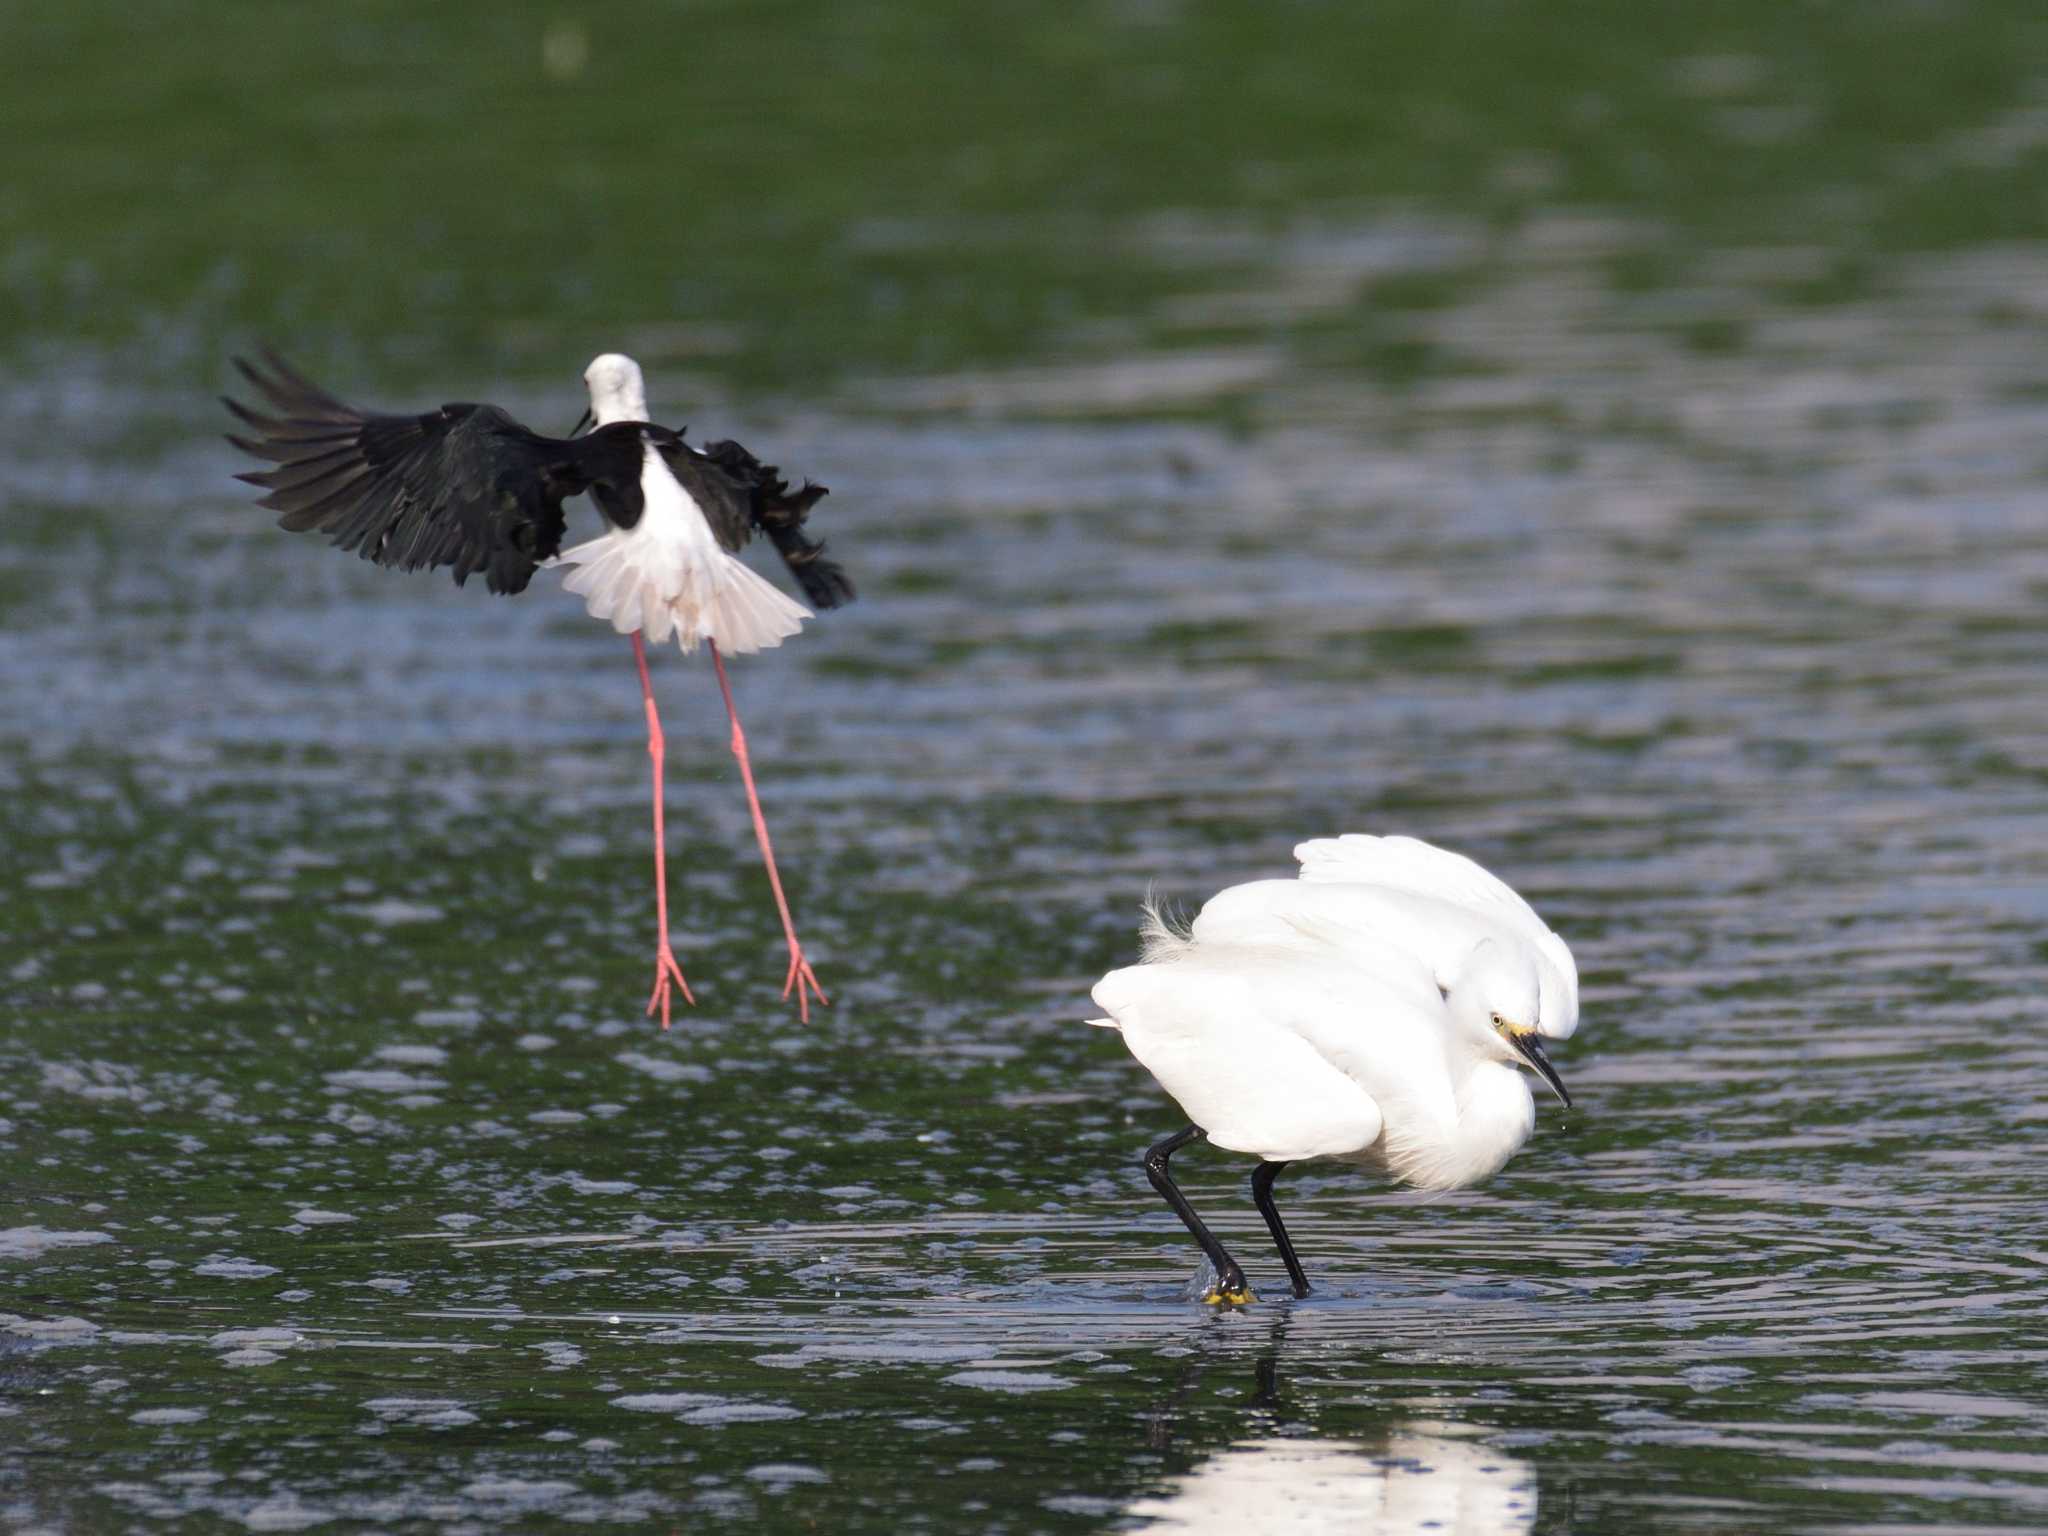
[550,447,811,654]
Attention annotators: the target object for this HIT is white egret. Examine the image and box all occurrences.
[1090,834,1578,1304]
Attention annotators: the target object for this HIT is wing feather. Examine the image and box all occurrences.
[653,432,855,611]
[225,351,643,596]
[1295,835,1569,966]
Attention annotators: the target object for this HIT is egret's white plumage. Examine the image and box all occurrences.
[1097,944,1538,1191]
[551,353,811,655]
[1091,833,1579,1301]
[1190,833,1578,1041]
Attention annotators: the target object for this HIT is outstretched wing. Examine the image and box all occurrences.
[653,433,855,611]
[225,352,645,595]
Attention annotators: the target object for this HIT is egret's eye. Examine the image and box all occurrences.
[1489,1011,1504,1027]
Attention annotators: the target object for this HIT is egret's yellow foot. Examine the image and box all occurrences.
[1201,1281,1255,1307]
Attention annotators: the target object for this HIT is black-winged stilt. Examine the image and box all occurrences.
[225,350,853,1028]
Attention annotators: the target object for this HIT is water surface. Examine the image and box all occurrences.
[6,5,2048,1532]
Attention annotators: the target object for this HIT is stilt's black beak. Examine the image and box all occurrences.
[1506,1029,1571,1109]
[570,407,594,437]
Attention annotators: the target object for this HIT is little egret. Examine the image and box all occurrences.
[225,350,853,1027]
[1090,834,1578,1304]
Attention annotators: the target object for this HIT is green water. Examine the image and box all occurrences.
[6,4,2048,1531]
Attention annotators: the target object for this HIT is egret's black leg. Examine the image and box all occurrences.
[1251,1160,1311,1299]
[1143,1125,1253,1306]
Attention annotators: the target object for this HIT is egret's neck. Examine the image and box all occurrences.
[1381,1057,1535,1192]
[1453,1058,1537,1177]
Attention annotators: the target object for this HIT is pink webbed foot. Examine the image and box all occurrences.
[647,944,695,1032]
[782,944,829,1023]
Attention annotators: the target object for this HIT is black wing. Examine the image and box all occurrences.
[653,433,855,611]
[225,351,646,596]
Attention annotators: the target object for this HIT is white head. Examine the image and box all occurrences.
[582,352,649,427]
[1447,940,1569,1107]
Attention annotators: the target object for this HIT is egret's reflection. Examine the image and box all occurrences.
[1125,1429,1538,1535]
[1130,1304,1542,1534]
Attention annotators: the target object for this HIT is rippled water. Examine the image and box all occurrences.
[9,6,2048,1533]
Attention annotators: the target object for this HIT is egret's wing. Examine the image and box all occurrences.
[1296,834,1548,935]
[652,433,855,611]
[1093,959,1407,1163]
[1294,835,1579,1034]
[1193,879,1578,1041]
[1186,882,1444,1006]
[225,351,645,596]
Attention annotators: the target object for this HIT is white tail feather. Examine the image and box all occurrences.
[550,444,812,655]
[703,557,811,656]
[558,542,810,654]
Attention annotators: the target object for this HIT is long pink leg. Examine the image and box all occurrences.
[708,640,828,1021]
[634,632,694,1029]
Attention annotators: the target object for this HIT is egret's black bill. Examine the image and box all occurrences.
[570,407,594,437]
[1508,1031,1571,1109]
